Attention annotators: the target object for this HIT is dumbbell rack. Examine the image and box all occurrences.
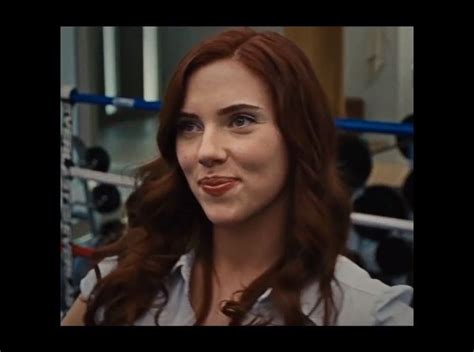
[61,93,76,309]
[71,135,99,238]
[61,87,130,310]
[61,87,414,312]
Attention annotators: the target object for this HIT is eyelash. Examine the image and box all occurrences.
[176,114,257,134]
[229,114,256,128]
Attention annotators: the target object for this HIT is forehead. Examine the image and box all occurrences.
[182,59,273,113]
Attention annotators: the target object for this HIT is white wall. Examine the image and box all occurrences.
[344,26,413,122]
[159,27,283,95]
[75,27,103,146]
[60,27,78,136]
[60,26,103,146]
[345,27,400,123]
[61,27,76,86]
[143,26,160,101]
[397,26,414,119]
[344,26,413,168]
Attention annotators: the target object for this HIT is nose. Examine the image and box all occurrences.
[198,127,227,168]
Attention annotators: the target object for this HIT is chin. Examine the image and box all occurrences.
[203,208,248,226]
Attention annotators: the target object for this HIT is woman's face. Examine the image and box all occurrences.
[176,59,289,225]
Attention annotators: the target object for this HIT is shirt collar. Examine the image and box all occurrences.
[169,250,275,304]
[170,249,196,283]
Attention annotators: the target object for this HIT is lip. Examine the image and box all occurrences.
[199,177,240,197]
[199,176,239,185]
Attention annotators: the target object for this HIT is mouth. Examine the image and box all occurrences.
[199,177,240,197]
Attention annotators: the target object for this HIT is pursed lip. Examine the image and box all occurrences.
[198,176,240,186]
[198,176,240,196]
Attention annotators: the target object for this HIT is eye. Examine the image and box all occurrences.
[230,115,256,128]
[177,119,202,134]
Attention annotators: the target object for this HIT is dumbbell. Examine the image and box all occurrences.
[402,170,413,211]
[85,146,110,172]
[98,219,125,244]
[368,270,394,286]
[337,133,373,192]
[353,185,409,241]
[71,136,110,172]
[406,269,413,287]
[92,184,122,213]
[73,184,122,214]
[344,248,367,270]
[375,236,413,277]
[396,114,414,160]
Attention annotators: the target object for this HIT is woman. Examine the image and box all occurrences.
[61,27,413,326]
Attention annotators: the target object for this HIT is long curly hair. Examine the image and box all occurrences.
[84,27,351,326]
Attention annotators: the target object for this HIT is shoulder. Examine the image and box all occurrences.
[303,255,413,325]
[79,256,119,300]
[334,255,413,325]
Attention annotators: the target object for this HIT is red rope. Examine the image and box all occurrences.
[61,243,95,258]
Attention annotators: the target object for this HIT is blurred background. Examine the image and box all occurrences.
[60,27,414,310]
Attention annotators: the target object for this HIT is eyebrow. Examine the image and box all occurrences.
[179,104,262,119]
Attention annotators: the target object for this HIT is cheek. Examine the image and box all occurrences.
[237,131,289,181]
[176,143,195,176]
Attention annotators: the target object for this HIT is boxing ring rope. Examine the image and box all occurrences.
[68,167,138,188]
[335,119,413,136]
[67,88,414,136]
[60,87,414,309]
[69,167,414,233]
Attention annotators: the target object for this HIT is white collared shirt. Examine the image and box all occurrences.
[80,251,413,325]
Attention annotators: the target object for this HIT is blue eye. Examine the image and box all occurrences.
[177,120,201,134]
[231,115,256,128]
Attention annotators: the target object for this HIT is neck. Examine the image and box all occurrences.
[211,189,289,286]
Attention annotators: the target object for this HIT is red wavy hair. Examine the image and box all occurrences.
[84,27,351,326]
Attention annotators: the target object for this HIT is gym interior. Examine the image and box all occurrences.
[60,26,414,316]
